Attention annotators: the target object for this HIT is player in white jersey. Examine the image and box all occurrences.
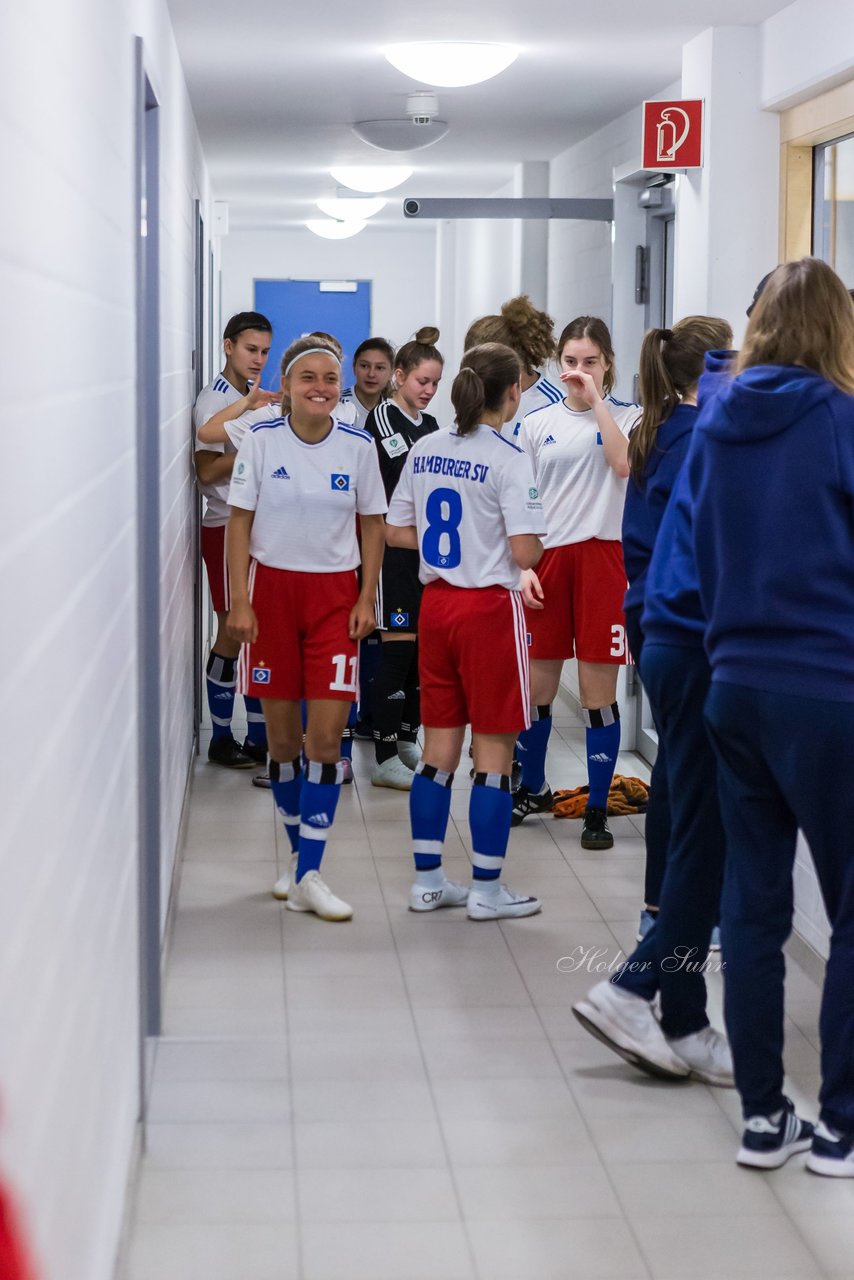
[387,342,547,920]
[464,295,562,443]
[193,311,277,769]
[363,326,444,792]
[339,337,395,430]
[226,336,387,921]
[513,315,640,849]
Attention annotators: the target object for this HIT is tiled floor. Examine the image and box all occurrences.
[120,707,853,1280]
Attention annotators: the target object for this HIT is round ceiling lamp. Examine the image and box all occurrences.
[383,42,519,88]
[305,219,367,240]
[352,119,448,152]
[316,196,386,220]
[330,166,414,193]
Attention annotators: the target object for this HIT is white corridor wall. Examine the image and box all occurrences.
[0,1,210,1277]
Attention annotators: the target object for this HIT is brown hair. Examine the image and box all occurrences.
[280,334,341,378]
[558,316,617,396]
[736,258,854,393]
[306,330,344,360]
[451,342,521,436]
[464,296,555,375]
[629,315,733,478]
[353,337,395,367]
[394,326,443,377]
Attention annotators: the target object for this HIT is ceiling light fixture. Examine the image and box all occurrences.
[305,219,367,240]
[384,42,519,88]
[316,196,386,220]
[353,92,448,153]
[330,166,414,193]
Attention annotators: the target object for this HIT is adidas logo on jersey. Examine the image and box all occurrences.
[271,465,290,478]
[543,434,557,445]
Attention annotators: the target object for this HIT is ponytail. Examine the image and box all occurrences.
[451,342,521,436]
[629,315,733,480]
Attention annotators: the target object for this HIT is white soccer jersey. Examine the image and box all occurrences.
[501,373,563,443]
[228,417,387,572]
[224,403,279,449]
[193,374,243,527]
[387,425,546,591]
[519,396,640,547]
[338,387,370,429]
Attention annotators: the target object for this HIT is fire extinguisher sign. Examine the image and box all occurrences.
[642,100,704,170]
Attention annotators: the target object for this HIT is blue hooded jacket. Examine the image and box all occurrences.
[622,403,698,613]
[638,351,736,646]
[690,364,854,700]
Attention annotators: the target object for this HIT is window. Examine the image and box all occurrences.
[813,132,854,286]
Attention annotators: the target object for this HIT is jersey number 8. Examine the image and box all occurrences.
[421,487,462,570]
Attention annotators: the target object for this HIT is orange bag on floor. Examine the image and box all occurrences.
[551,774,649,818]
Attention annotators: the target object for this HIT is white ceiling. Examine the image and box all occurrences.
[166,0,791,231]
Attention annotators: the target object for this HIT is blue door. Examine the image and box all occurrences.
[254,279,372,390]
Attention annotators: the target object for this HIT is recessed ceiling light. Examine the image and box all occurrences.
[316,196,386,220]
[384,42,518,88]
[330,166,414,193]
[305,219,367,240]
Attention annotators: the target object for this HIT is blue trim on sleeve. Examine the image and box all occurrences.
[607,394,639,409]
[212,377,230,394]
[494,433,524,453]
[250,416,286,433]
[337,423,372,442]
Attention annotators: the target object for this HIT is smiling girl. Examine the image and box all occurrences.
[226,336,387,920]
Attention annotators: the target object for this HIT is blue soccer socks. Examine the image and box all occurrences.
[517,704,552,794]
[243,695,266,748]
[269,757,303,853]
[206,652,237,742]
[470,773,513,882]
[410,762,454,881]
[298,760,343,881]
[584,702,621,810]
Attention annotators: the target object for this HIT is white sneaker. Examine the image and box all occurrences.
[286,870,353,921]
[668,1025,735,1087]
[398,740,421,771]
[409,878,469,912]
[371,756,414,790]
[467,883,542,920]
[572,980,691,1080]
[272,853,298,900]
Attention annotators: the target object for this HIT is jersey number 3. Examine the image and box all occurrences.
[422,488,462,570]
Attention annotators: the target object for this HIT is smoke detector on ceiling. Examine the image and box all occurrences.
[353,92,449,152]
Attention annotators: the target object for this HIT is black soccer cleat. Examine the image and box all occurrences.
[580,805,614,849]
[510,785,554,827]
[241,737,268,765]
[208,736,257,769]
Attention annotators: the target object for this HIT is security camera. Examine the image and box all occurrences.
[403,199,421,217]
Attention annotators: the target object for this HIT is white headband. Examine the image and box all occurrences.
[284,347,342,377]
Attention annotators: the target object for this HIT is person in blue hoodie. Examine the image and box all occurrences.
[622,317,732,943]
[573,319,737,1088]
[692,257,854,1176]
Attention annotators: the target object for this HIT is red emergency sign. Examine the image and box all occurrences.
[642,100,704,170]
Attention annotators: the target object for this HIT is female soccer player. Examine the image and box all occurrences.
[226,336,387,921]
[464,294,561,441]
[692,259,854,1174]
[513,316,639,848]
[340,338,395,429]
[386,342,546,919]
[622,316,732,940]
[365,327,443,790]
[193,311,274,768]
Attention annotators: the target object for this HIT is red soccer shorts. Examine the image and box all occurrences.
[238,562,359,702]
[419,581,530,735]
[201,524,230,613]
[525,539,629,664]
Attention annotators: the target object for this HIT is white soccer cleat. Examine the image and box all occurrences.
[466,883,542,921]
[271,853,298,901]
[371,756,414,790]
[286,870,353,921]
[397,741,421,771]
[668,1025,735,1087]
[408,878,469,912]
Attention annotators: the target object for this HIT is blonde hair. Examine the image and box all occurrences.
[630,316,733,478]
[736,258,854,394]
[395,326,443,376]
[464,296,555,375]
[280,335,340,378]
